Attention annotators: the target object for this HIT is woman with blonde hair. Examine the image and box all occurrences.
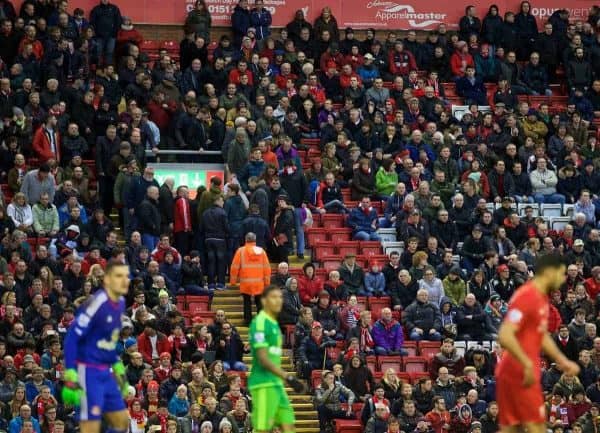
[87,263,104,291]
[4,385,27,420]
[381,367,403,402]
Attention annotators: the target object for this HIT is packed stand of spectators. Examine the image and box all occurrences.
[0,0,599,433]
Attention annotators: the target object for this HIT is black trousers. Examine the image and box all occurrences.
[243,293,262,324]
[174,231,191,256]
[205,238,226,285]
[317,405,353,430]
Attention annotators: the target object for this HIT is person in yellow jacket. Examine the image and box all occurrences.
[230,232,271,324]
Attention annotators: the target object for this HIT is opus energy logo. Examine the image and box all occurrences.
[366,0,447,27]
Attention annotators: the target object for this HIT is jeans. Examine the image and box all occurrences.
[409,330,443,341]
[461,257,481,275]
[513,195,535,204]
[142,234,159,250]
[243,293,262,324]
[353,231,381,241]
[205,238,227,285]
[294,208,305,255]
[378,217,394,228]
[95,36,116,65]
[533,193,566,205]
[374,346,409,356]
[222,361,248,371]
[184,285,213,298]
[324,200,347,213]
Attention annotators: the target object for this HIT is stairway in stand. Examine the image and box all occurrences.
[211,287,320,433]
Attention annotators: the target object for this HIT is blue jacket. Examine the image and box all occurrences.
[347,206,378,235]
[250,8,272,40]
[456,76,487,105]
[238,160,266,191]
[168,395,190,417]
[25,379,55,403]
[364,272,386,294]
[371,319,404,351]
[231,5,251,41]
[406,141,436,163]
[9,417,41,433]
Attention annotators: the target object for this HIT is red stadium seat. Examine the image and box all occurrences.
[403,341,418,356]
[311,369,323,389]
[161,40,178,53]
[322,256,342,273]
[314,241,336,261]
[328,228,353,243]
[365,356,377,374]
[334,419,362,433]
[140,40,160,53]
[378,356,402,373]
[398,372,412,383]
[368,297,392,320]
[360,241,382,256]
[403,356,428,373]
[337,241,360,257]
[409,372,431,383]
[419,341,441,359]
[306,228,327,247]
[322,214,345,229]
[284,324,295,348]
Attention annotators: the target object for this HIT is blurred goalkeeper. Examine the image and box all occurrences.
[62,261,131,433]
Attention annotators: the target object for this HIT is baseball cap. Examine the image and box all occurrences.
[574,239,584,247]
[364,53,374,60]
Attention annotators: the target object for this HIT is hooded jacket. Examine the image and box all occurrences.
[372,318,404,351]
[229,242,271,296]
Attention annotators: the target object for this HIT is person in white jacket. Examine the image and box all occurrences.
[6,192,34,234]
[529,158,566,205]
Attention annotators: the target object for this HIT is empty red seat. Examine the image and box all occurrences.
[365,355,377,374]
[289,268,303,278]
[398,371,412,383]
[284,324,295,348]
[311,369,323,389]
[328,228,353,243]
[335,419,362,433]
[337,241,360,257]
[140,40,160,52]
[322,214,345,229]
[314,241,336,261]
[378,355,402,373]
[316,268,329,280]
[306,228,327,247]
[322,256,342,273]
[360,241,382,256]
[419,341,441,359]
[409,372,431,383]
[190,311,215,325]
[373,371,384,382]
[403,341,418,356]
[403,356,428,373]
[368,297,392,320]
[161,40,178,52]
[300,138,320,146]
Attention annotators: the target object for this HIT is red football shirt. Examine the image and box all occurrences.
[496,281,549,379]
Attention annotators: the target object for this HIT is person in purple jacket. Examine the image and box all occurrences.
[372,307,408,355]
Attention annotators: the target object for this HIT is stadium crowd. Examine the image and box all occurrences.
[0,0,599,432]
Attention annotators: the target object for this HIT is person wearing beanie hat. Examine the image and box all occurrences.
[153,352,173,382]
[152,288,175,319]
[364,260,385,296]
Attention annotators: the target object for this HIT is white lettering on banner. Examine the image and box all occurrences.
[367,1,447,27]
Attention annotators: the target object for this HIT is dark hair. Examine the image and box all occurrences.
[262,285,282,297]
[534,254,565,274]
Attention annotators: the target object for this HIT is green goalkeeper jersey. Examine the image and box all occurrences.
[248,310,284,390]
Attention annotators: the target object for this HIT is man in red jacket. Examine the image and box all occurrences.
[388,41,417,77]
[173,185,193,255]
[32,114,60,162]
[136,320,172,365]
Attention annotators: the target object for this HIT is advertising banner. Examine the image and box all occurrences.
[12,0,593,29]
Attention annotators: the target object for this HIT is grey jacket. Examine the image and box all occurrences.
[314,383,355,411]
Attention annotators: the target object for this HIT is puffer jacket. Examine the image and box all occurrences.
[371,318,404,352]
[402,300,442,334]
[32,202,59,234]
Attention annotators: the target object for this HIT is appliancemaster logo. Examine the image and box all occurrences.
[366,0,447,27]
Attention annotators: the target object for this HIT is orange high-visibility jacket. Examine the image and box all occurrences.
[229,242,271,296]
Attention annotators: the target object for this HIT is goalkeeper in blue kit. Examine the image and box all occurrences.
[62,262,131,433]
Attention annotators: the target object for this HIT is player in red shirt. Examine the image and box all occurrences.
[496,255,580,433]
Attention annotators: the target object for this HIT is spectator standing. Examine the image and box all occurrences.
[184,0,212,42]
[173,186,193,256]
[229,233,270,325]
[89,0,122,65]
[201,194,229,290]
[32,115,60,163]
[137,185,161,250]
[231,0,251,47]
[20,164,55,206]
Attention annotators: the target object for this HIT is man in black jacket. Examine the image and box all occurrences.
[137,185,161,250]
[279,159,308,259]
[402,289,443,341]
[201,195,229,290]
